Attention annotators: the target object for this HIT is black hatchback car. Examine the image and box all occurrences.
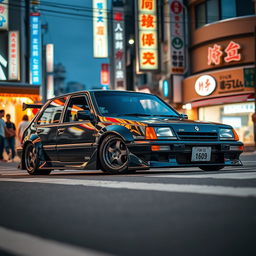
[17,90,243,175]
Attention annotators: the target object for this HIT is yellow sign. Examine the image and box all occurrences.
[137,0,158,71]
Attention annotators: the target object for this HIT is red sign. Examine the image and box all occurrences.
[101,63,109,85]
[208,41,241,66]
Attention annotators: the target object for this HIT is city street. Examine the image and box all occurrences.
[0,153,255,256]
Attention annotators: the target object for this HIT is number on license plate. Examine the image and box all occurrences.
[191,147,211,162]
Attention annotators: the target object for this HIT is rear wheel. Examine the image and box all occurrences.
[99,135,129,174]
[24,143,51,175]
[199,166,224,172]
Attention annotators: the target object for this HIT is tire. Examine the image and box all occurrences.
[24,143,51,175]
[199,166,224,172]
[99,135,129,174]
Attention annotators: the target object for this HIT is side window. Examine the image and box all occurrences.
[37,97,66,125]
[64,96,90,123]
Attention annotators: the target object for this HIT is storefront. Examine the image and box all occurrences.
[183,66,255,146]
[0,85,40,129]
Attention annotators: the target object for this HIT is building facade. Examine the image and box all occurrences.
[183,0,256,147]
[0,0,40,127]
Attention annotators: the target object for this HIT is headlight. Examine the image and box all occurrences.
[145,127,176,139]
[219,128,238,140]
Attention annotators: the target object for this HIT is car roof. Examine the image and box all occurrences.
[49,90,155,101]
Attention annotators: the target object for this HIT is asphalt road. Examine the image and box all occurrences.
[0,153,255,256]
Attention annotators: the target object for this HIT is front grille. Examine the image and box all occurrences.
[177,132,218,141]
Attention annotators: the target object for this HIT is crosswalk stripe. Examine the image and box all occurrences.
[0,226,110,256]
[148,172,256,180]
[1,178,256,198]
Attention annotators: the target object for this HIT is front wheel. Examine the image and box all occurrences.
[24,143,51,175]
[99,135,129,174]
[199,166,224,172]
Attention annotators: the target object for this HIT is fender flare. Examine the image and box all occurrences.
[96,125,134,145]
[22,134,46,165]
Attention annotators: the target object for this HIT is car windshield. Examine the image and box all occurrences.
[94,92,179,117]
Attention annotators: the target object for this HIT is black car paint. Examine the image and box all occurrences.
[17,90,243,172]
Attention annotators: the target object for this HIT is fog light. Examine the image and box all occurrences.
[230,145,244,151]
[151,145,170,151]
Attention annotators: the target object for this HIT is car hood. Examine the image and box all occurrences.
[101,115,231,129]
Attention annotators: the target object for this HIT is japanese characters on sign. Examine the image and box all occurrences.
[208,41,241,66]
[195,75,216,96]
[93,0,108,58]
[0,0,8,30]
[30,13,42,85]
[8,31,20,80]
[219,74,243,92]
[113,7,126,89]
[137,0,159,71]
[169,0,185,74]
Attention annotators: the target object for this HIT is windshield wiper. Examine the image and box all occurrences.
[152,114,179,118]
[117,113,152,117]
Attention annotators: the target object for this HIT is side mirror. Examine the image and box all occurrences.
[77,110,94,121]
[180,114,188,119]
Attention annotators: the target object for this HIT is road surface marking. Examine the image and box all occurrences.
[149,172,256,180]
[1,178,256,198]
[0,226,110,256]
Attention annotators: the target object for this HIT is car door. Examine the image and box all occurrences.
[56,94,97,164]
[35,97,67,162]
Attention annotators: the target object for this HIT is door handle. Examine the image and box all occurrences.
[36,129,44,134]
[57,128,65,134]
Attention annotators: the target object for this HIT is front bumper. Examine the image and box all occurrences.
[127,140,243,168]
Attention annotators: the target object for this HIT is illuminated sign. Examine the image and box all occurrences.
[0,0,8,30]
[8,31,20,80]
[93,0,108,58]
[195,75,216,96]
[113,7,126,89]
[0,31,7,80]
[169,0,185,74]
[30,13,41,85]
[208,41,241,66]
[137,0,159,71]
[224,103,254,114]
[46,44,54,73]
[46,44,54,99]
[101,63,109,85]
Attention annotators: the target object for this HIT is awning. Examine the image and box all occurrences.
[191,93,254,108]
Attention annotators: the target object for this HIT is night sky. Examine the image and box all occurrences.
[41,0,110,89]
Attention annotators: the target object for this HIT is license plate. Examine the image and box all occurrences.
[191,147,211,162]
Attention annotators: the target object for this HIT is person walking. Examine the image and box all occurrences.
[5,114,16,161]
[0,109,10,162]
[18,115,29,142]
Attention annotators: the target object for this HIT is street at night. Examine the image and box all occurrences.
[0,153,255,256]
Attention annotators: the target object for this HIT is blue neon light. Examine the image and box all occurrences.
[30,14,41,85]
[163,80,169,97]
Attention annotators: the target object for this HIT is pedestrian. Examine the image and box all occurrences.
[18,115,29,142]
[0,109,10,162]
[5,114,16,162]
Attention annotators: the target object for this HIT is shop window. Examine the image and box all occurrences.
[221,0,236,19]
[195,0,254,29]
[236,0,254,16]
[199,103,255,145]
[207,0,219,23]
[195,2,206,28]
